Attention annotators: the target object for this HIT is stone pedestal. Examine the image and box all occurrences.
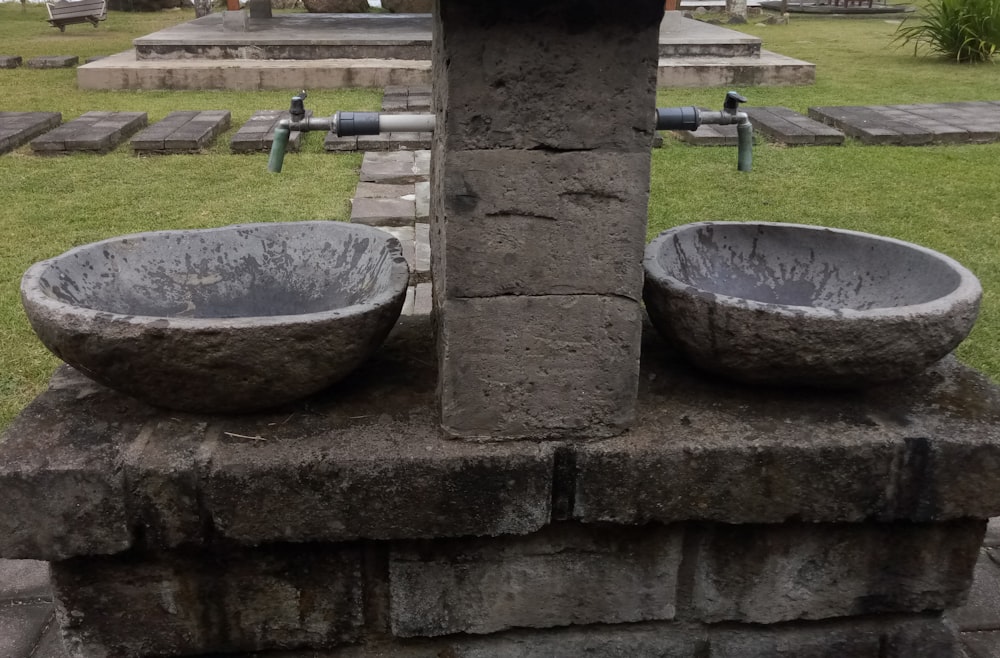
[3,316,1000,656]
[431,0,663,439]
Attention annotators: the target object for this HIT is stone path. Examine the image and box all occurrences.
[810,102,1000,145]
[30,111,147,155]
[4,101,1000,157]
[0,55,22,69]
[131,109,230,154]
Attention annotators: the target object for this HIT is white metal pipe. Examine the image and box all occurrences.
[377,113,436,133]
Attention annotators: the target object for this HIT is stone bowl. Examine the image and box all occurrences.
[643,221,982,387]
[21,221,410,413]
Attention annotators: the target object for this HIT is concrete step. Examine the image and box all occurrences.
[80,49,813,90]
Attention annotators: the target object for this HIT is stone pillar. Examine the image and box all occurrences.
[431,0,663,440]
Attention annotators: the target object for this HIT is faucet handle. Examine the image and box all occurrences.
[724,91,747,113]
[290,90,308,123]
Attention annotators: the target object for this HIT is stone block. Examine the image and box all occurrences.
[414,180,430,219]
[0,55,22,69]
[350,196,415,227]
[0,559,52,602]
[950,550,1000,631]
[446,623,706,657]
[413,282,432,316]
[708,614,959,658]
[573,338,1000,525]
[688,521,983,624]
[0,369,147,560]
[437,295,642,439]
[437,149,648,298]
[121,420,213,550]
[0,604,52,658]
[358,133,391,151]
[51,544,364,656]
[414,222,430,283]
[202,419,554,544]
[359,151,423,183]
[0,111,61,155]
[26,56,78,69]
[354,182,415,199]
[964,630,1000,658]
[389,523,683,637]
[388,132,432,150]
[433,0,660,152]
[325,132,358,151]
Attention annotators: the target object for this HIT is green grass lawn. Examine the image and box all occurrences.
[1,4,998,428]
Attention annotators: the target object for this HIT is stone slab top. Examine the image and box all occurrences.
[2,315,1000,560]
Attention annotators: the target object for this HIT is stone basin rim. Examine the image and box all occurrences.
[21,221,408,328]
[643,220,983,318]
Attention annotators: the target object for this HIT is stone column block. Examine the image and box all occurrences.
[688,521,984,625]
[434,0,661,152]
[435,149,650,299]
[0,369,148,560]
[432,0,662,439]
[389,523,683,637]
[437,295,642,439]
[51,545,364,656]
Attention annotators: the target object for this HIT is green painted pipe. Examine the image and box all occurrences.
[737,120,753,172]
[267,123,291,173]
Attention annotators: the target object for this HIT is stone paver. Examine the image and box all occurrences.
[0,560,51,603]
[950,550,1000,632]
[964,630,1000,658]
[810,102,1000,145]
[0,112,62,155]
[131,110,230,154]
[355,181,415,199]
[746,105,844,145]
[30,111,147,154]
[324,132,358,152]
[26,56,78,69]
[350,196,415,227]
[359,150,426,184]
[230,109,310,154]
[414,180,430,220]
[0,55,22,69]
[414,222,430,284]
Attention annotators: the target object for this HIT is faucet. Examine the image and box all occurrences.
[655,91,753,172]
[267,91,436,173]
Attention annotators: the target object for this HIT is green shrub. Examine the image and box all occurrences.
[894,0,1000,62]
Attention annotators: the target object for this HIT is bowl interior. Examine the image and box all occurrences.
[655,223,962,311]
[34,222,401,319]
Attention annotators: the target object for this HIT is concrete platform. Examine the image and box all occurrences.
[77,14,814,90]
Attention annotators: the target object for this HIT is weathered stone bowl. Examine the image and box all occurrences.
[21,221,410,413]
[643,221,982,387]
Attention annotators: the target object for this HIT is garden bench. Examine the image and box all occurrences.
[46,0,107,32]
